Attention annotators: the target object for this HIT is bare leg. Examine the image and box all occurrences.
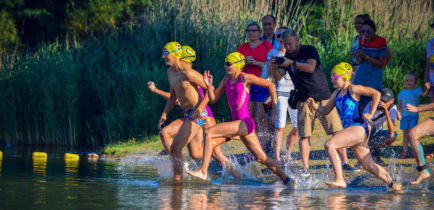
[324,126,366,188]
[300,137,311,168]
[187,120,248,180]
[241,132,293,186]
[352,145,398,186]
[159,119,183,154]
[274,128,284,161]
[170,120,202,184]
[338,148,349,164]
[206,117,241,179]
[408,119,433,184]
[402,129,410,155]
[285,127,298,160]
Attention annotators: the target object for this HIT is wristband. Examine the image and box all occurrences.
[293,60,297,68]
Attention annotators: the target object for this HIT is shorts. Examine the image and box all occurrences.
[297,99,343,138]
[275,95,298,128]
[249,85,269,102]
[183,107,208,127]
[368,128,398,148]
[400,115,419,130]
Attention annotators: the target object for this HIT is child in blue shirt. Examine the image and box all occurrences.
[397,71,430,158]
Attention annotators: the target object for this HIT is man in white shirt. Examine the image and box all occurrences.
[364,88,398,165]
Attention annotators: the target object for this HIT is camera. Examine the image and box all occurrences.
[272,56,285,65]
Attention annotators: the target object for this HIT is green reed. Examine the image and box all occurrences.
[0,0,431,147]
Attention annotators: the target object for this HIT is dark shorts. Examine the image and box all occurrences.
[249,85,269,102]
[368,128,398,148]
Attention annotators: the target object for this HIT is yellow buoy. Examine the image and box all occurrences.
[32,152,47,160]
[64,153,79,161]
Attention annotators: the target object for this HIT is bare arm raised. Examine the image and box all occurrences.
[306,90,338,115]
[350,84,381,122]
[204,70,227,104]
[242,73,278,121]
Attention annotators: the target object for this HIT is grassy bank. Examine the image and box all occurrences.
[0,0,432,147]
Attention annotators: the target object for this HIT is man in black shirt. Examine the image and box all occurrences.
[272,29,359,175]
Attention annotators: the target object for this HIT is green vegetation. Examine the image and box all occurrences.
[0,0,432,147]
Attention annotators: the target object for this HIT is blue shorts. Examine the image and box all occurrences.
[368,128,398,148]
[400,115,419,130]
[249,85,269,102]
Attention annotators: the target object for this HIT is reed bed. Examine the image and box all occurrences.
[0,0,431,147]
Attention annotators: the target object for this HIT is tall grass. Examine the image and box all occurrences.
[0,0,431,147]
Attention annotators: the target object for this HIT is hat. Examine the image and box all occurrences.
[181,45,196,63]
[225,52,245,70]
[331,62,353,81]
[164,41,183,59]
[380,88,394,102]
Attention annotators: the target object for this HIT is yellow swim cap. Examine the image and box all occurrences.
[164,41,182,59]
[225,52,245,70]
[332,62,353,81]
[181,45,196,63]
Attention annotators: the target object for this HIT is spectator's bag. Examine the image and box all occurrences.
[288,89,298,109]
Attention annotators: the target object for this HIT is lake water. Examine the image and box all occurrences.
[0,147,432,209]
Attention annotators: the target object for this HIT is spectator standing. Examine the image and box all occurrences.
[277,29,358,176]
[353,19,388,108]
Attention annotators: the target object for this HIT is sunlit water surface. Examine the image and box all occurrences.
[0,148,432,209]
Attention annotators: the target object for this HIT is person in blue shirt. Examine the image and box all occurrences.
[397,71,430,159]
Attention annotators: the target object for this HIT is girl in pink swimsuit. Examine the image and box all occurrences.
[187,52,295,187]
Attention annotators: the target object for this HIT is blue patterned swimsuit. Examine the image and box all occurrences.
[335,89,369,136]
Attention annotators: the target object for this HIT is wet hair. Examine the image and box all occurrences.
[280,28,298,40]
[406,71,418,81]
[362,19,377,32]
[245,21,261,31]
[277,26,289,31]
[355,14,371,22]
[262,15,276,23]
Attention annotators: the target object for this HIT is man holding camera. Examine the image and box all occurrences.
[271,29,358,176]
[364,88,398,165]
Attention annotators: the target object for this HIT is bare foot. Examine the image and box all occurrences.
[186,170,208,181]
[325,181,347,188]
[391,182,402,191]
[410,170,431,185]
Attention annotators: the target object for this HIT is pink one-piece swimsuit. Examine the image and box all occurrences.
[225,73,255,134]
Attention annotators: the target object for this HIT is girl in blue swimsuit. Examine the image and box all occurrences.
[306,62,402,191]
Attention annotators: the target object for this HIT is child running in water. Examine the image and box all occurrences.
[306,62,402,190]
[397,71,430,159]
[187,52,295,188]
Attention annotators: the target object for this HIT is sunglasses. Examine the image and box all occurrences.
[245,29,260,33]
[360,29,372,34]
[162,48,182,56]
[331,72,355,80]
[276,34,282,38]
[225,60,244,66]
